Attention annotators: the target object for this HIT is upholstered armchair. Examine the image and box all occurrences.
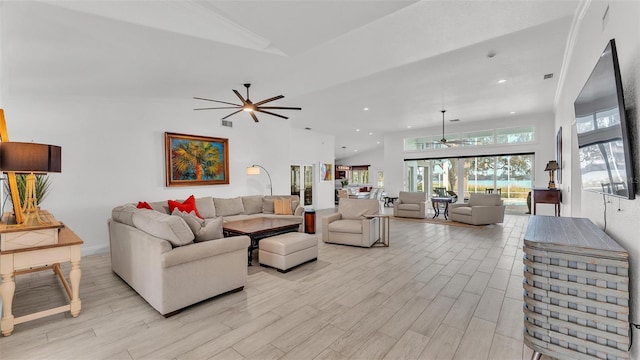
[322,198,380,247]
[448,193,505,225]
[393,191,428,218]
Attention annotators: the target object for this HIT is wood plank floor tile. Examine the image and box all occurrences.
[418,324,464,360]
[383,329,430,360]
[0,211,533,360]
[452,317,496,360]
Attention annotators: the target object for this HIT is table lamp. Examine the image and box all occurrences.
[0,142,62,225]
[544,160,559,189]
[246,164,272,195]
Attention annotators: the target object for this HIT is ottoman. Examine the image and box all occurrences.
[259,232,318,272]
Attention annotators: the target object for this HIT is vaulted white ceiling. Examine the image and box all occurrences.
[1,0,580,159]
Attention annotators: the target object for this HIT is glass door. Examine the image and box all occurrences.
[290,164,314,206]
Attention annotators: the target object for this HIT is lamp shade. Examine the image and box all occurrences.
[246,166,261,175]
[0,142,62,173]
[544,160,559,171]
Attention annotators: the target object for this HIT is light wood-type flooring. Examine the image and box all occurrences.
[0,209,543,360]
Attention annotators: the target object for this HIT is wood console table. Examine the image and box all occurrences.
[523,216,629,360]
[533,188,561,216]
[0,224,83,336]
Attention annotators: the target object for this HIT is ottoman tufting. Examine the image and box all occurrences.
[259,232,318,272]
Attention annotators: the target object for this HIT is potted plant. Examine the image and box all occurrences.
[5,174,52,209]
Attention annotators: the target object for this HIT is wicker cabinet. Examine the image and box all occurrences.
[523,216,629,359]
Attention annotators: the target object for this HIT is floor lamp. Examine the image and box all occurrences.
[246,164,272,195]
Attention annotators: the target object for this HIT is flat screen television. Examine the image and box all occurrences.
[574,39,635,199]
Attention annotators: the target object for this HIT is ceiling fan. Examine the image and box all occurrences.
[193,83,301,122]
[435,110,477,146]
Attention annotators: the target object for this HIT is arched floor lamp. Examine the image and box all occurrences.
[246,164,272,195]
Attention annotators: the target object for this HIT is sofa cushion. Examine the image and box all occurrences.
[172,209,224,242]
[112,203,143,227]
[214,197,245,216]
[149,201,170,214]
[450,206,473,216]
[328,219,363,234]
[195,196,216,218]
[242,195,264,215]
[132,210,194,247]
[398,203,420,211]
[198,217,224,241]
[262,198,276,214]
[168,195,202,219]
[274,198,293,215]
[338,199,379,220]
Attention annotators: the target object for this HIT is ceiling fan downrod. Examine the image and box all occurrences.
[441,110,447,143]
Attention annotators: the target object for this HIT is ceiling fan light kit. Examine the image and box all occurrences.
[194,83,301,122]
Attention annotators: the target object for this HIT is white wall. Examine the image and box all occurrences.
[555,2,640,356]
[289,128,336,210]
[1,96,332,255]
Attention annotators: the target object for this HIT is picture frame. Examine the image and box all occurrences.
[165,132,229,187]
[320,162,333,182]
[557,126,562,184]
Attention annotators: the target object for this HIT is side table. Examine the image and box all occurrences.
[431,197,454,220]
[1,224,83,336]
[365,214,390,247]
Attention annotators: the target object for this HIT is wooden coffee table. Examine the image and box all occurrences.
[223,218,301,265]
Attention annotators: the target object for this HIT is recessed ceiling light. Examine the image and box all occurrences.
[510,111,516,115]
[407,125,412,129]
[304,127,312,130]
[377,141,381,144]
[544,73,554,79]
[341,146,347,149]
[497,79,507,84]
[354,149,358,152]
[449,119,460,122]
[487,51,496,59]
[356,129,360,132]
[363,107,369,111]
[369,132,373,135]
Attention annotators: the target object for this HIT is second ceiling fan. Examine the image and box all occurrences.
[194,83,301,122]
[435,110,477,146]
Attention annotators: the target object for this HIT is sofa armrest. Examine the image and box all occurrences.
[162,235,250,268]
[294,205,304,216]
[322,212,342,242]
[361,217,379,246]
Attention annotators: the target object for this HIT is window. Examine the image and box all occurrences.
[404,126,534,151]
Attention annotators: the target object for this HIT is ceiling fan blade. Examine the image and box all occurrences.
[249,112,259,123]
[258,106,302,110]
[254,95,284,106]
[222,109,243,120]
[193,97,241,107]
[194,106,241,110]
[255,109,289,119]
[233,89,247,103]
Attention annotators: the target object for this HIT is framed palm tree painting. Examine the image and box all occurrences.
[165,132,229,186]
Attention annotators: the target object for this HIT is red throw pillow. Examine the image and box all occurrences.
[136,201,153,210]
[168,195,202,219]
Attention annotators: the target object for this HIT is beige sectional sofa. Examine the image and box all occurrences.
[108,195,303,315]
